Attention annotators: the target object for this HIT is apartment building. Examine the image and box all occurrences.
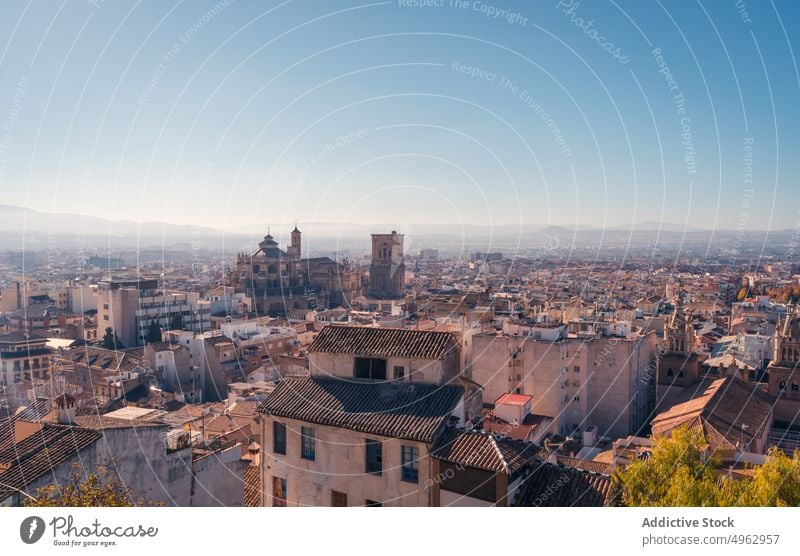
[470,317,657,439]
[97,279,211,347]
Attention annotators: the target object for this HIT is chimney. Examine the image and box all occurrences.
[248,441,261,466]
[52,393,77,425]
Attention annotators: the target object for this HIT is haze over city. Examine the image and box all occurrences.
[2,2,800,549]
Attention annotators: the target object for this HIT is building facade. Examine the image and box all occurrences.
[368,231,405,299]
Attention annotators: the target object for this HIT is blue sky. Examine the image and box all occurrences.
[0,0,797,231]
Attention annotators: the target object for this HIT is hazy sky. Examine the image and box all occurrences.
[0,0,797,232]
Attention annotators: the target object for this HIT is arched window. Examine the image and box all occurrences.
[667,368,674,377]
[780,380,787,389]
[678,370,684,378]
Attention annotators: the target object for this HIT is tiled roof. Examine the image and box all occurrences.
[309,326,456,360]
[15,398,52,423]
[259,377,463,443]
[555,455,613,476]
[73,414,166,430]
[0,423,101,502]
[651,377,774,451]
[432,428,537,474]
[243,464,261,507]
[512,460,615,507]
[0,331,49,344]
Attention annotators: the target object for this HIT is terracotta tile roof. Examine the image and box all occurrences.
[14,398,52,423]
[309,326,456,360]
[651,376,774,451]
[513,460,615,507]
[555,455,613,476]
[72,414,167,430]
[0,423,101,502]
[496,393,532,406]
[243,464,261,507]
[259,377,463,443]
[432,428,538,474]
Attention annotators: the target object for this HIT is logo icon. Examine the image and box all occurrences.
[20,516,45,544]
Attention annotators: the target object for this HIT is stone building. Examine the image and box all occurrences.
[256,325,484,507]
[368,231,405,299]
[229,226,361,315]
[767,305,800,424]
[656,296,703,389]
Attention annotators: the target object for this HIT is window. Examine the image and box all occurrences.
[780,380,787,389]
[365,439,382,474]
[272,477,287,507]
[792,383,799,392]
[365,499,382,507]
[573,365,580,373]
[354,357,387,380]
[331,490,347,507]
[667,368,674,377]
[393,366,405,380]
[273,422,286,455]
[301,427,315,460]
[401,445,419,483]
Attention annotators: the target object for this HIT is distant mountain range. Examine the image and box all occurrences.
[0,204,792,252]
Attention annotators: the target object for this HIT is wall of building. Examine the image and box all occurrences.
[470,331,657,438]
[261,416,432,507]
[308,351,447,383]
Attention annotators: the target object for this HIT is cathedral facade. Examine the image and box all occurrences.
[229,226,361,315]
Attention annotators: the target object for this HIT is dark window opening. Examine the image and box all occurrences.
[365,439,382,475]
[272,477,287,507]
[273,421,286,455]
[301,426,315,460]
[331,490,347,507]
[354,357,387,380]
[365,499,382,507]
[401,445,419,483]
[393,366,405,379]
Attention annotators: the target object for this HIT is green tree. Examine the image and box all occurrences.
[101,327,123,350]
[145,320,162,343]
[614,426,800,506]
[169,313,184,331]
[24,468,161,507]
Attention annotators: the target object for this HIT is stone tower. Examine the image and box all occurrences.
[767,305,800,415]
[368,231,405,299]
[657,293,701,388]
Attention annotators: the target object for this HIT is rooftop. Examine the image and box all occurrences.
[259,377,463,443]
[308,325,456,360]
